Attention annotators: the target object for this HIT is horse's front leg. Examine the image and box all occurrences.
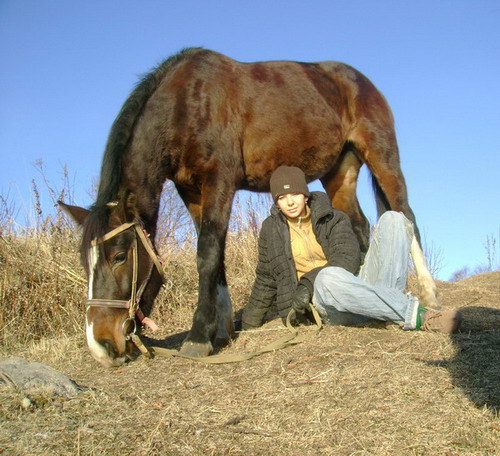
[214,264,234,346]
[180,191,235,358]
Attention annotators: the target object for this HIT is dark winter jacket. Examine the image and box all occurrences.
[242,191,361,329]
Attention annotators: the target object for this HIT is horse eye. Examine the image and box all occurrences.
[112,252,127,265]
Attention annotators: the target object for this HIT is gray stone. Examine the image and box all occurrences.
[0,357,83,398]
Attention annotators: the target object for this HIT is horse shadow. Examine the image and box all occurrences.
[141,331,188,351]
[140,309,248,354]
[424,306,500,412]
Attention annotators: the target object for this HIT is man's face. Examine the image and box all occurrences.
[276,193,308,219]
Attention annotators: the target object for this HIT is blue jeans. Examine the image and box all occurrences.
[313,211,419,329]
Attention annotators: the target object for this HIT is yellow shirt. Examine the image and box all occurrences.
[286,206,327,279]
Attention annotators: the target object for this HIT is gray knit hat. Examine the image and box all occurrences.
[269,166,310,202]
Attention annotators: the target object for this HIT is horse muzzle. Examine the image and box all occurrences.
[85,308,139,367]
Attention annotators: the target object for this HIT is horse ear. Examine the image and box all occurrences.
[58,200,90,226]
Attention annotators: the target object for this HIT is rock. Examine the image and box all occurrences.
[21,397,32,409]
[0,357,83,398]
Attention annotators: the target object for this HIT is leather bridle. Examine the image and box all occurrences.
[86,221,164,339]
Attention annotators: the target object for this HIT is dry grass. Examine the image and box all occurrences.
[0,227,84,348]
[1,273,499,456]
[0,185,499,455]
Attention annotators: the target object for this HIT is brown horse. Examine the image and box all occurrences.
[60,47,438,367]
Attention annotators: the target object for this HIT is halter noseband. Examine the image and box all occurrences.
[86,221,164,337]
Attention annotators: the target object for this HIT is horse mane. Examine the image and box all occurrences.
[94,46,205,208]
[81,47,205,267]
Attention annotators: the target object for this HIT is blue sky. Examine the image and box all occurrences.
[1,0,499,280]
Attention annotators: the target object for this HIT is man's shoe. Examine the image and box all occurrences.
[419,307,462,334]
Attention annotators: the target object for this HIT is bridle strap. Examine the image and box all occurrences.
[135,226,164,276]
[87,222,164,329]
[126,235,137,318]
[91,222,163,275]
[86,299,130,308]
[90,222,136,246]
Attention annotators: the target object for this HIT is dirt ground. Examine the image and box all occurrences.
[1,271,499,456]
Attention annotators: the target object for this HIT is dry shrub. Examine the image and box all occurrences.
[0,223,85,347]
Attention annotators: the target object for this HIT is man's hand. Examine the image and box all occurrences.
[291,283,311,314]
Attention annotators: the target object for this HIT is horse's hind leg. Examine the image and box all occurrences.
[175,182,235,357]
[320,148,370,256]
[410,235,439,308]
[351,125,420,241]
[350,124,438,307]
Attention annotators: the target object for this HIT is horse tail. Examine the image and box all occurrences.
[371,173,391,218]
[94,47,204,207]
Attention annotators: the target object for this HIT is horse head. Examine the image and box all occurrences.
[59,193,163,367]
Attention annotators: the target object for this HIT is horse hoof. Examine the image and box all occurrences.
[179,341,213,358]
[420,294,442,310]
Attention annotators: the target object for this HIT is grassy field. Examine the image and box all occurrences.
[0,188,499,455]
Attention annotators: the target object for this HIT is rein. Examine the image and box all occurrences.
[87,221,164,339]
[138,305,323,364]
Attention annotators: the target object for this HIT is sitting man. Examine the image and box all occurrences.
[242,165,461,332]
